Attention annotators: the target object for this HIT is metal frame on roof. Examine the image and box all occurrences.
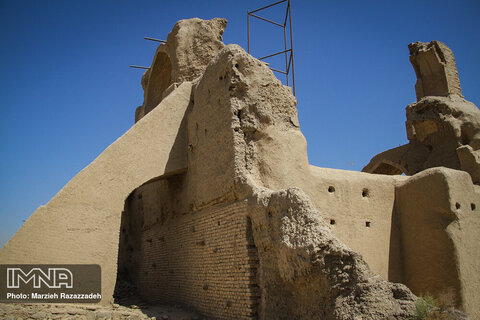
[247,0,296,95]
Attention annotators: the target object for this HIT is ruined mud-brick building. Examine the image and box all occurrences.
[1,18,479,319]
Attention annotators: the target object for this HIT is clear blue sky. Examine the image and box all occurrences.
[1,0,479,248]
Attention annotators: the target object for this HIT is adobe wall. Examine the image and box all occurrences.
[1,17,478,320]
[395,168,480,318]
[136,18,227,122]
[0,82,192,304]
[358,40,480,317]
[305,166,406,281]
[363,41,480,185]
[117,181,259,319]
[409,41,462,100]
[178,41,477,317]
[247,187,416,320]
[183,40,406,283]
[116,177,418,320]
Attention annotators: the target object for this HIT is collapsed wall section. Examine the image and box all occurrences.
[409,41,462,100]
[363,41,480,185]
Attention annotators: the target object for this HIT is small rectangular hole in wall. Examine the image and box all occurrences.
[365,221,371,227]
[330,219,336,225]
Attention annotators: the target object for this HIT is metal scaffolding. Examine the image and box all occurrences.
[129,36,167,70]
[248,0,296,95]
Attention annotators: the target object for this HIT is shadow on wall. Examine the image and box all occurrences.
[388,203,404,284]
[114,98,190,304]
[144,52,172,115]
[135,51,173,123]
[114,172,188,306]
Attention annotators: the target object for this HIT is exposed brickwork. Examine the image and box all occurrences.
[119,196,259,319]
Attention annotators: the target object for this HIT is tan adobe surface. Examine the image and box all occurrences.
[1,18,479,320]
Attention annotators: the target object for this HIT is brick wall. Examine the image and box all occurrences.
[118,189,259,319]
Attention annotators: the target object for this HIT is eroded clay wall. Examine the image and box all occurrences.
[306,166,405,281]
[118,183,259,319]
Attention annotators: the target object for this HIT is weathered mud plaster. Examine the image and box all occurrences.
[395,168,480,317]
[363,40,480,318]
[364,41,480,185]
[1,18,479,319]
[0,82,192,303]
[409,41,463,100]
[247,187,416,320]
[135,18,226,122]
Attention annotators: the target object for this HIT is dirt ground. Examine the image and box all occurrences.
[0,302,207,320]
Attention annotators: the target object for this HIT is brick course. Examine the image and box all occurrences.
[119,192,259,319]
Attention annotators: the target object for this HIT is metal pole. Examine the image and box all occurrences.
[283,0,289,86]
[247,12,250,54]
[144,37,166,43]
[129,65,149,69]
[283,0,290,26]
[258,49,291,61]
[249,0,287,14]
[284,26,289,86]
[247,0,296,96]
[288,0,296,96]
[249,13,284,27]
[269,67,288,75]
